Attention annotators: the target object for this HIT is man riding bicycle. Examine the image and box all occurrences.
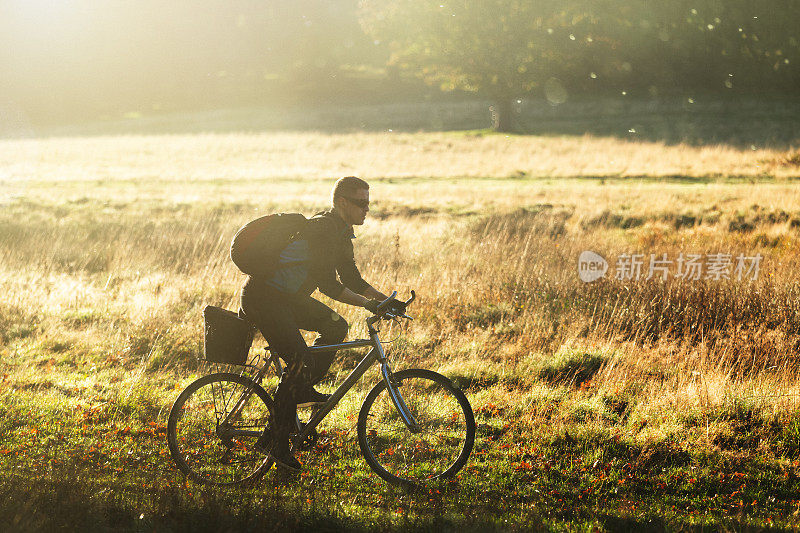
[241,176,405,470]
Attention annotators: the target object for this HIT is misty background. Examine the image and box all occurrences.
[1,0,798,137]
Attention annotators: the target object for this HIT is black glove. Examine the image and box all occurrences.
[385,298,407,315]
[364,299,381,314]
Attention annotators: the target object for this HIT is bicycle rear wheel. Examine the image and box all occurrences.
[357,369,475,486]
[167,372,274,486]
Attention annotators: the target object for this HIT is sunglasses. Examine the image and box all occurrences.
[344,196,370,209]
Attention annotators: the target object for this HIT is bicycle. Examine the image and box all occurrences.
[167,291,475,487]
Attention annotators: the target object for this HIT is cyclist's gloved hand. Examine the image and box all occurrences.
[386,298,407,315]
[364,299,381,315]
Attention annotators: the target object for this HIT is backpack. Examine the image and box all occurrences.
[230,213,308,277]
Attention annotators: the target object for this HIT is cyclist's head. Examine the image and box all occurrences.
[332,176,370,226]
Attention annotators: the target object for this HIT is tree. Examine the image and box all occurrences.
[584,1,800,95]
[358,0,601,132]
[359,0,800,132]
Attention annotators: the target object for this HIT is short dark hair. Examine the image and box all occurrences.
[331,176,369,205]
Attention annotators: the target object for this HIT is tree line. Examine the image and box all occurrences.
[360,0,800,130]
[1,0,797,129]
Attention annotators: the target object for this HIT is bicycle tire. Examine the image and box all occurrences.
[167,372,275,486]
[357,369,475,486]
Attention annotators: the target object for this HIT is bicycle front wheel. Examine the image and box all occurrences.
[357,369,475,486]
[167,372,275,486]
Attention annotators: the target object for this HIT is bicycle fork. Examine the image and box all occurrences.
[376,346,421,434]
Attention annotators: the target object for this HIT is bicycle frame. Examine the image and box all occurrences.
[297,329,420,445]
[223,317,420,444]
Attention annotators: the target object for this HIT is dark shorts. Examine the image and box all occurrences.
[240,277,348,384]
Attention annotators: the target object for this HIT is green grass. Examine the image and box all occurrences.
[2,330,800,530]
[3,111,800,530]
[2,387,799,531]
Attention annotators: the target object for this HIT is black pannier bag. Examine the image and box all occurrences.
[202,305,255,365]
[230,213,308,277]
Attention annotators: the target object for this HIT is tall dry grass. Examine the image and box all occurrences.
[2,131,800,456]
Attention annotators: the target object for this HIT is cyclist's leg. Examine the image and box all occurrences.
[241,279,308,371]
[290,295,349,384]
[241,279,307,467]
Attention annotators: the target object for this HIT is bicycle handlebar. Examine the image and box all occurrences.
[374,290,415,321]
[378,291,397,308]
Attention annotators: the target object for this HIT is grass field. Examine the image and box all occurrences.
[2,103,800,531]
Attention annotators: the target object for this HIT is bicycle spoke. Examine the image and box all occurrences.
[168,374,274,486]
[210,380,223,423]
[358,370,475,486]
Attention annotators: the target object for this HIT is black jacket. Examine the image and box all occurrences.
[269,210,368,298]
